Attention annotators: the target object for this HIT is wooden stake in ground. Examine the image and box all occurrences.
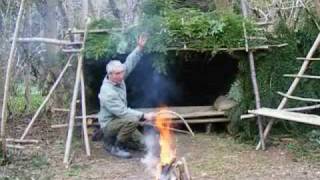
[1,0,26,162]
[63,18,90,164]
[256,33,320,150]
[240,0,265,150]
[20,55,74,140]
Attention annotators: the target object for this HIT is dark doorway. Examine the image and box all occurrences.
[84,51,239,113]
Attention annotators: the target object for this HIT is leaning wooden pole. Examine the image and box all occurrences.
[63,18,90,164]
[256,33,320,150]
[20,55,74,140]
[80,69,91,156]
[1,0,26,161]
[240,0,265,150]
[248,52,265,150]
[80,16,91,157]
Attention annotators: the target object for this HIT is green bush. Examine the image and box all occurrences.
[84,19,121,60]
[228,16,320,142]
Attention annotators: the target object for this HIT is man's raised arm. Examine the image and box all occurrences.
[124,34,148,78]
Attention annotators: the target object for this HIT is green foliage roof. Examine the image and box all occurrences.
[84,0,263,60]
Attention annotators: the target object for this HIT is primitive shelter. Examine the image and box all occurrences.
[3,0,320,167]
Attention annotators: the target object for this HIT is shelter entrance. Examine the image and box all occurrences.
[84,51,239,112]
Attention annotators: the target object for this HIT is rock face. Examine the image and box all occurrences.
[213,95,237,111]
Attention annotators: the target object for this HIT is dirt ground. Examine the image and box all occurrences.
[2,130,320,180]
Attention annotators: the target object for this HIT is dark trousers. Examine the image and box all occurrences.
[102,118,144,150]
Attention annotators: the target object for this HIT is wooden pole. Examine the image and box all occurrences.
[1,0,26,161]
[20,55,74,140]
[256,33,320,150]
[277,91,320,102]
[240,0,265,150]
[80,70,91,156]
[248,52,265,150]
[63,18,90,164]
[63,55,82,164]
[15,37,81,46]
[0,138,39,144]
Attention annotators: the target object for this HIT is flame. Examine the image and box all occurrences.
[155,109,176,165]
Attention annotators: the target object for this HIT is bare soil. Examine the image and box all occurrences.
[2,129,320,180]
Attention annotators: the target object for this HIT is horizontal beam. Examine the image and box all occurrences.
[15,37,82,46]
[242,104,320,119]
[166,43,287,52]
[0,138,39,143]
[52,118,229,129]
[277,91,320,102]
[70,28,122,34]
[249,108,320,126]
[62,49,82,53]
[296,57,320,61]
[52,108,70,112]
[285,104,320,111]
[283,74,320,79]
[75,111,226,120]
[7,144,25,149]
[51,122,99,128]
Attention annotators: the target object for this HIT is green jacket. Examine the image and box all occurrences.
[98,47,144,128]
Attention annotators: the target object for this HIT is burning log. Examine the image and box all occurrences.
[152,108,192,180]
[159,157,191,180]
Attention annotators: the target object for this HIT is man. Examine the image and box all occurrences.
[98,34,155,158]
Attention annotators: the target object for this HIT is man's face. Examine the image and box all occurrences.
[109,67,125,84]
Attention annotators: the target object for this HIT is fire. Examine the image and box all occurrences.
[155,109,176,165]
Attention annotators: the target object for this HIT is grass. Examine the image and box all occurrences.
[65,164,89,177]
[31,154,49,168]
[8,84,44,114]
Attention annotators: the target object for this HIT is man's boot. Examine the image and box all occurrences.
[110,146,132,159]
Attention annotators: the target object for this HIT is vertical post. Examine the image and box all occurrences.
[240,0,265,150]
[1,0,26,161]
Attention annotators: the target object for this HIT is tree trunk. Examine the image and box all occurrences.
[58,0,69,30]
[81,0,88,27]
[46,0,59,65]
